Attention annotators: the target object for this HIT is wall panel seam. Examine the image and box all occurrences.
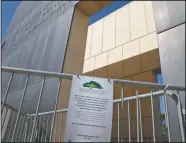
[86,31,157,61]
[157,22,186,34]
[61,6,75,73]
[101,18,105,53]
[143,1,149,34]
[128,4,131,41]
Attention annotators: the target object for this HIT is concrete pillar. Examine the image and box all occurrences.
[152,1,185,141]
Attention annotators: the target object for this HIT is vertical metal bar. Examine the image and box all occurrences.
[163,90,171,142]
[39,117,42,142]
[128,101,131,142]
[26,118,30,142]
[1,107,8,130]
[42,115,46,142]
[139,99,143,142]
[60,113,63,142]
[38,115,42,142]
[53,115,56,142]
[28,117,33,142]
[16,116,22,142]
[49,79,61,142]
[35,115,41,142]
[121,87,124,142]
[136,88,140,142]
[118,103,120,142]
[150,91,156,142]
[30,77,46,142]
[176,91,185,142]
[45,114,49,142]
[24,118,29,142]
[11,75,30,142]
[37,116,40,142]
[55,114,59,142]
[17,116,26,142]
[26,118,31,142]
[14,115,22,142]
[1,73,14,113]
[6,111,15,141]
[162,95,167,138]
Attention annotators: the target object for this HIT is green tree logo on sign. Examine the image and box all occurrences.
[83,81,103,90]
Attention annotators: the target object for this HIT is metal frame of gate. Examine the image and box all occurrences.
[1,66,185,142]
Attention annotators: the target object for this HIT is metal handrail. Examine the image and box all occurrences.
[28,90,173,117]
[2,66,185,91]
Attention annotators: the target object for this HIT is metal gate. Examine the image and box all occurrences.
[1,66,185,142]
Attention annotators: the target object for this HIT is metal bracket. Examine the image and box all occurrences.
[77,75,81,79]
[108,78,112,84]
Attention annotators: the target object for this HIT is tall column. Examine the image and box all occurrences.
[152,1,185,141]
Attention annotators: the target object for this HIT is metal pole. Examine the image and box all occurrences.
[139,99,143,142]
[128,101,131,142]
[30,77,46,142]
[60,113,63,142]
[55,114,59,142]
[24,117,29,142]
[136,88,140,142]
[150,91,156,142]
[1,107,8,130]
[14,115,22,142]
[118,103,120,142]
[42,115,46,142]
[26,118,31,142]
[113,91,166,103]
[17,116,26,142]
[45,114,49,142]
[36,115,42,142]
[11,75,30,142]
[121,87,124,141]
[6,111,15,142]
[163,90,171,142]
[1,73,14,113]
[176,91,185,142]
[49,78,61,142]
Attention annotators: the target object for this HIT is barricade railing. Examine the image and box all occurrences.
[1,66,185,142]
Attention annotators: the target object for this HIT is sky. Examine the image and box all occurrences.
[1,1,21,38]
[157,74,164,112]
[1,1,164,112]
[89,1,131,25]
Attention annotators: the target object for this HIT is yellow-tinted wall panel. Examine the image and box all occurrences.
[129,1,147,40]
[90,19,103,57]
[83,57,95,73]
[84,25,93,60]
[123,39,140,60]
[95,52,108,69]
[144,1,156,33]
[102,13,116,52]
[115,4,130,47]
[108,46,122,65]
[83,1,159,75]
[139,32,158,54]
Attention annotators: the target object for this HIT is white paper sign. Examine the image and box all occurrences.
[64,76,113,142]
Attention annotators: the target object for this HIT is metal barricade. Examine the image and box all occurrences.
[1,102,29,142]
[1,66,185,142]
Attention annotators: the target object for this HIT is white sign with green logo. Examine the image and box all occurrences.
[64,76,113,142]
